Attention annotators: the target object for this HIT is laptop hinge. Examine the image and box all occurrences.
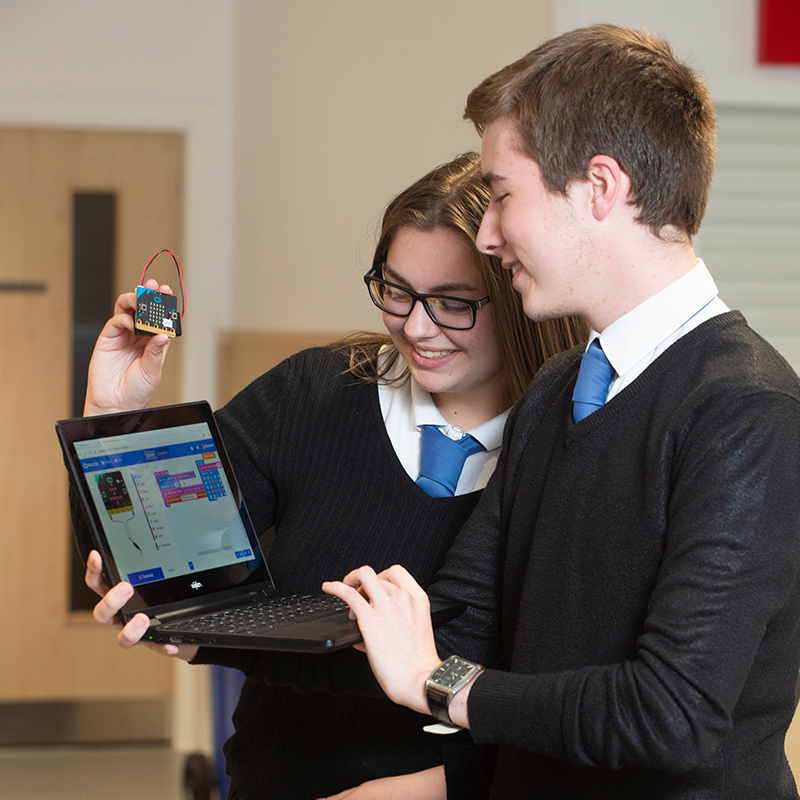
[146,582,276,625]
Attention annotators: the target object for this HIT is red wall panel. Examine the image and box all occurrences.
[759,0,800,64]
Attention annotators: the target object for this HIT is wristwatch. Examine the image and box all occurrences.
[426,655,484,726]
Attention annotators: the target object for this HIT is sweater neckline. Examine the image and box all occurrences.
[568,310,746,433]
[366,380,483,503]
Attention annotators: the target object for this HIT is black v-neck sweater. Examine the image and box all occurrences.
[194,347,482,799]
[431,312,800,798]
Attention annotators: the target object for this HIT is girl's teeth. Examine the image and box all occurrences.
[417,348,451,359]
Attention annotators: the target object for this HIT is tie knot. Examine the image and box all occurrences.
[572,340,615,423]
[415,425,484,498]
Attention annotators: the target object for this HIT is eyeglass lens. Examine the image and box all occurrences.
[367,279,475,329]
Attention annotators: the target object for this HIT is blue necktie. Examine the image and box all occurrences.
[416,425,485,498]
[572,339,615,423]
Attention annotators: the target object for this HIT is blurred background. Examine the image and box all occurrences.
[0,1,797,797]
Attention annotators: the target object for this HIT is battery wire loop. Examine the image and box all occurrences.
[139,249,186,320]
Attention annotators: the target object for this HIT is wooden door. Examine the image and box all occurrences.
[0,129,182,705]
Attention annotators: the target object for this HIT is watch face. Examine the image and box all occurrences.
[432,657,475,689]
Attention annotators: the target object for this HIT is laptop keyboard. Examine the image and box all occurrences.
[159,593,350,636]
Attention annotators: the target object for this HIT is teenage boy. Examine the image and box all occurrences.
[325,24,800,799]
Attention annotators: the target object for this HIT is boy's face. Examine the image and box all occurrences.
[477,116,594,324]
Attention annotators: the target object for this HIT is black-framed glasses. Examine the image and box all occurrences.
[363,266,491,331]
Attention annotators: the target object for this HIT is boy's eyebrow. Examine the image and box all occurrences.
[481,171,505,191]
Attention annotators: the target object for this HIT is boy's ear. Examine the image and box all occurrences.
[585,155,626,221]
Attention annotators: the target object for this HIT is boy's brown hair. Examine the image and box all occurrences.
[465,24,717,238]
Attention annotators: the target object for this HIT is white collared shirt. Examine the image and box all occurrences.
[590,259,730,401]
[378,354,509,495]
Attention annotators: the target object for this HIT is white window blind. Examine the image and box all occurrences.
[697,104,800,373]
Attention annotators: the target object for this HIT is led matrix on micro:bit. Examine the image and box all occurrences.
[134,285,182,338]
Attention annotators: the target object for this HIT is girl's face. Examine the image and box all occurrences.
[382,226,506,427]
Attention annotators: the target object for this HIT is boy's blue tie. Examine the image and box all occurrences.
[416,425,484,497]
[572,339,615,423]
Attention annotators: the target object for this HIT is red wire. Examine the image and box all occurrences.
[140,249,186,320]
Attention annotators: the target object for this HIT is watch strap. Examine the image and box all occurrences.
[426,681,454,725]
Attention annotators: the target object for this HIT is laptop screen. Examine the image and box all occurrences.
[74,421,257,587]
[58,402,273,613]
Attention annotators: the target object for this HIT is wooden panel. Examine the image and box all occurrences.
[787,708,800,776]
[0,129,182,703]
[216,329,346,407]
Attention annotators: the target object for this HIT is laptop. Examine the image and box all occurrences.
[57,401,464,653]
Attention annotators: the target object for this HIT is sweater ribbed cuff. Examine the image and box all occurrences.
[467,668,564,758]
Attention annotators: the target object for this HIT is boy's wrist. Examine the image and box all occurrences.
[425,655,483,728]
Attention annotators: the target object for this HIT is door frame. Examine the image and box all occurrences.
[0,99,223,755]
[0,98,231,409]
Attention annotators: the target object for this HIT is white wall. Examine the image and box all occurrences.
[231,0,800,339]
[0,0,235,401]
[557,0,800,107]
[231,0,554,335]
[0,0,230,101]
